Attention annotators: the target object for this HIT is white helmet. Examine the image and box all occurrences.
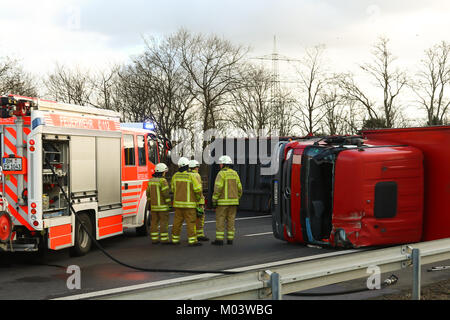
[155,163,168,173]
[177,157,190,167]
[189,159,200,168]
[218,155,232,165]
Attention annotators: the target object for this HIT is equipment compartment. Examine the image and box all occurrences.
[42,139,70,218]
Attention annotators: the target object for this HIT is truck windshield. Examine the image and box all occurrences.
[301,146,335,243]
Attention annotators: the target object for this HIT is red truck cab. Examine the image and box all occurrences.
[272,135,425,248]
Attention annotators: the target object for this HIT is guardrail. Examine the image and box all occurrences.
[62,238,450,300]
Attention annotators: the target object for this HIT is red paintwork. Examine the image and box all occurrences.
[281,140,315,243]
[330,145,424,247]
[279,132,432,248]
[362,126,450,241]
[120,129,157,183]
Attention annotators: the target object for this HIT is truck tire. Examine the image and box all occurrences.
[136,205,151,236]
[70,212,93,257]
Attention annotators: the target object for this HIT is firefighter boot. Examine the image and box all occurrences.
[227,240,233,245]
[197,236,210,242]
[211,240,224,246]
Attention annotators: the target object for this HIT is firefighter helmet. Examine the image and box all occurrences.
[189,160,200,168]
[155,163,168,173]
[177,157,190,167]
[218,155,232,165]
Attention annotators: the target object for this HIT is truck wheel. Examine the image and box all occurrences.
[0,211,12,243]
[136,205,151,236]
[70,212,93,257]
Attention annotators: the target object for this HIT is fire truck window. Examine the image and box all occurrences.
[137,135,146,166]
[148,139,157,164]
[124,135,135,166]
[374,181,398,218]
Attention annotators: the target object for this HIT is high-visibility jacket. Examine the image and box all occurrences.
[171,170,202,208]
[188,169,205,206]
[212,167,242,206]
[146,177,171,211]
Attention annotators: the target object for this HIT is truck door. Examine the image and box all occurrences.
[300,146,334,245]
[122,134,137,181]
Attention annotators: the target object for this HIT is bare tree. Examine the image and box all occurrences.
[0,56,38,97]
[338,37,407,128]
[176,29,249,134]
[91,65,121,110]
[320,88,347,135]
[45,63,94,105]
[295,45,330,135]
[411,41,450,125]
[229,64,273,132]
[114,33,197,146]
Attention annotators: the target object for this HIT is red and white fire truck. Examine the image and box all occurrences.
[272,126,450,248]
[0,95,161,255]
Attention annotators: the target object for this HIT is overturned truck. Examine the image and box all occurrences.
[272,126,450,248]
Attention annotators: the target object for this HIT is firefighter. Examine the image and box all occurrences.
[147,163,171,244]
[171,157,203,246]
[189,159,209,242]
[211,155,242,245]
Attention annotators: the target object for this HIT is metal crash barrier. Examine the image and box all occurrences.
[57,238,450,300]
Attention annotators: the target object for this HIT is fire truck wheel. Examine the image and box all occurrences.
[136,205,151,236]
[0,211,12,243]
[70,212,93,257]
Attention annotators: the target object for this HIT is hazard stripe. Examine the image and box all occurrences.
[8,204,33,231]
[5,184,18,202]
[122,199,138,204]
[5,127,16,139]
[123,204,138,211]
[4,137,17,155]
[23,127,31,135]
[8,174,18,188]
[122,191,141,197]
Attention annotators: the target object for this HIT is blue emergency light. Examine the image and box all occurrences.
[143,121,155,130]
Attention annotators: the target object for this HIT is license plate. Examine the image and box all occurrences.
[2,157,22,171]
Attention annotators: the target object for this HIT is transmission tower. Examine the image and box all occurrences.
[252,36,300,134]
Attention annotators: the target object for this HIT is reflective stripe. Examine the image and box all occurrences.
[160,233,169,241]
[217,200,239,205]
[172,201,197,208]
[188,236,197,244]
[216,231,224,239]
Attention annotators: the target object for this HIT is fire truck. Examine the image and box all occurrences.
[272,126,450,248]
[0,95,161,256]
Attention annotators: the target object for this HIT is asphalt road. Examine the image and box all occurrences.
[1,211,448,300]
[0,211,333,300]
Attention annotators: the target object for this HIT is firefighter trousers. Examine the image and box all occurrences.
[172,208,197,245]
[196,213,206,238]
[150,210,170,243]
[215,205,237,241]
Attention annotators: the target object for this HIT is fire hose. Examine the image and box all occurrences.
[44,157,239,275]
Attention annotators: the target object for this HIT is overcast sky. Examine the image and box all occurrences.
[1,0,449,118]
